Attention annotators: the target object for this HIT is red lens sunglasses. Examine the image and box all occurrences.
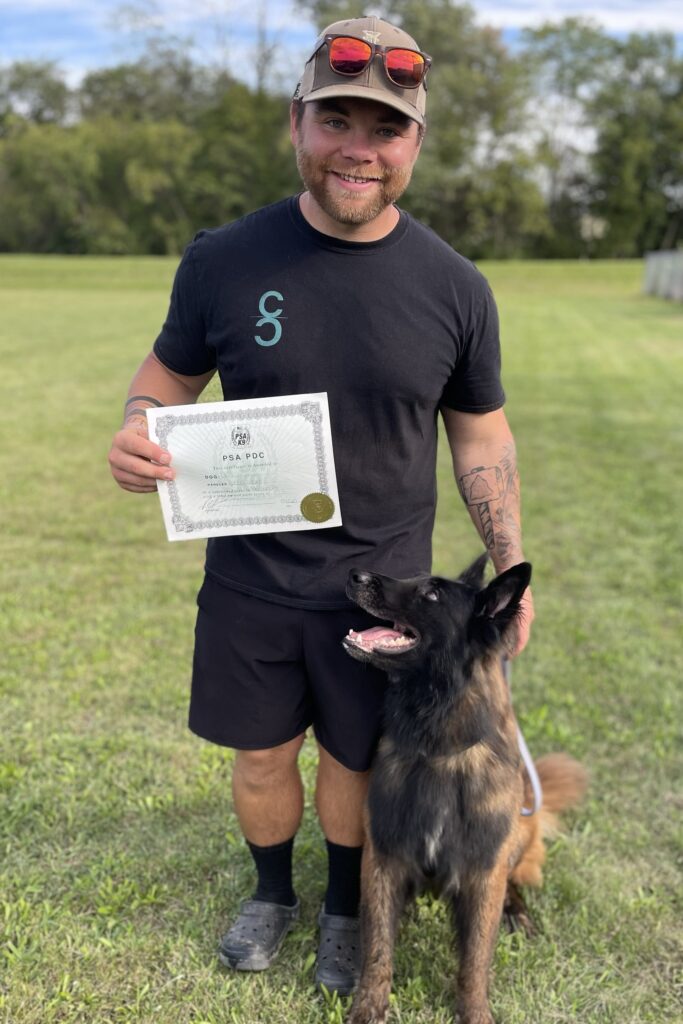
[316,34,432,90]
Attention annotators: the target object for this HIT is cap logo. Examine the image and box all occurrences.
[362,30,381,43]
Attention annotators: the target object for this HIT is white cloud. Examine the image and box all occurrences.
[472,0,683,33]
[0,0,306,30]
[2,0,682,35]
[1,0,679,86]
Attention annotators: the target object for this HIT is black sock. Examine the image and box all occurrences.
[324,839,363,917]
[247,836,297,907]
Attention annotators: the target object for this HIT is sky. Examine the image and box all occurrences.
[1,0,682,87]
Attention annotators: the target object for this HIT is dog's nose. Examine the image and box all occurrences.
[349,569,373,586]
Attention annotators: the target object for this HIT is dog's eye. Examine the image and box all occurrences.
[423,589,439,602]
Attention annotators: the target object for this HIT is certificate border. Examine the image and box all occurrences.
[154,399,330,535]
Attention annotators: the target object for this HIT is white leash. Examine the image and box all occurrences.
[502,658,543,817]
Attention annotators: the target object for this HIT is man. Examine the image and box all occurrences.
[108,16,534,995]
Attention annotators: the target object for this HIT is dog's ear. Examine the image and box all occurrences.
[458,552,489,589]
[473,562,532,627]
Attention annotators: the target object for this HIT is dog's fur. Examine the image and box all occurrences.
[343,556,586,1024]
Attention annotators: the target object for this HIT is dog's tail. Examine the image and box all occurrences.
[535,752,588,829]
[512,753,587,889]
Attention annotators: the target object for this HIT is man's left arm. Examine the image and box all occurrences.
[441,406,534,656]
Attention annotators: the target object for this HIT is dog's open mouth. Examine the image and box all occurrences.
[344,623,419,654]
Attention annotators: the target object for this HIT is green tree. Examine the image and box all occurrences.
[0,61,71,135]
[521,21,683,256]
[78,46,231,124]
[590,33,683,255]
[0,116,201,254]
[191,83,299,228]
[0,121,99,252]
[520,19,615,256]
[85,118,201,253]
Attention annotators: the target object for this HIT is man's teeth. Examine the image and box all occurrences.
[336,173,378,184]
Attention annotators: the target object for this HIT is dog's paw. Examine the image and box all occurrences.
[456,1008,495,1024]
[502,903,536,938]
[502,882,537,938]
[347,992,390,1024]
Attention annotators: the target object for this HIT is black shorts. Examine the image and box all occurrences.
[189,575,388,772]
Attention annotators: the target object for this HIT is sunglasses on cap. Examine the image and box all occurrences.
[314,34,432,90]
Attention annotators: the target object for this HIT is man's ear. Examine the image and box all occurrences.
[457,552,489,589]
[474,562,532,625]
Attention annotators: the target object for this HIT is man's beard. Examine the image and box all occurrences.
[295,144,414,226]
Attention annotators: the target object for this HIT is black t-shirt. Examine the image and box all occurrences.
[153,196,505,609]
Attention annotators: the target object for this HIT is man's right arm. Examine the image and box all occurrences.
[108,351,215,493]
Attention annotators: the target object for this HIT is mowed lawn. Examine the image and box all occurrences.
[1,255,681,1024]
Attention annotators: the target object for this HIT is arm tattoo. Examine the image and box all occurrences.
[124,407,151,422]
[125,395,164,408]
[458,466,502,550]
[458,443,521,562]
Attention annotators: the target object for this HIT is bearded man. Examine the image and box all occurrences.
[108,16,534,995]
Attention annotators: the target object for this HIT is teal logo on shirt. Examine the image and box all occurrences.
[255,291,285,346]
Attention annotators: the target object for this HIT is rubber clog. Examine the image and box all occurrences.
[218,898,299,971]
[315,908,361,996]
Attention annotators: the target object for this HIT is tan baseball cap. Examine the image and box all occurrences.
[293,16,428,125]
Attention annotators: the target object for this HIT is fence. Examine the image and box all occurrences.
[643,251,683,301]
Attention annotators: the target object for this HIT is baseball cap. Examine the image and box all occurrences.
[293,16,428,125]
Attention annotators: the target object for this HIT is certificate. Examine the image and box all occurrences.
[146,393,342,541]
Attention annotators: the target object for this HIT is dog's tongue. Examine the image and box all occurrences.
[347,626,403,646]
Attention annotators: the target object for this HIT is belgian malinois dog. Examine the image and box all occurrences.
[343,556,586,1024]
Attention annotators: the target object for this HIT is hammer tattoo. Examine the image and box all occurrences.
[458,466,504,551]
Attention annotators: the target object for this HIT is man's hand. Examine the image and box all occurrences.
[510,586,534,658]
[108,413,175,493]
[109,353,215,492]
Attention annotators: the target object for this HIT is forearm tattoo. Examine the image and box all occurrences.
[125,395,164,408]
[458,443,521,564]
[123,396,164,427]
[124,407,151,422]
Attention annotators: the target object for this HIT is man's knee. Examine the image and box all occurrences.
[233,735,305,791]
[317,741,370,781]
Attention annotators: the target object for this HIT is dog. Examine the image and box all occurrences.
[342,555,587,1024]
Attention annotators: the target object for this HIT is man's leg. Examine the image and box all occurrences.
[189,581,312,970]
[302,604,388,993]
[233,733,306,847]
[316,742,369,915]
[316,740,369,845]
[314,742,369,994]
[219,734,306,971]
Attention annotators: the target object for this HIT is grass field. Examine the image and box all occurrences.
[1,255,681,1024]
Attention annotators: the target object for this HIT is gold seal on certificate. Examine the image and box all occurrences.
[146,393,342,542]
[300,492,335,523]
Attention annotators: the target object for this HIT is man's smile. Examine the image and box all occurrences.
[329,170,382,191]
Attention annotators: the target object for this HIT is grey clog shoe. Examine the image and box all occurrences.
[315,908,361,995]
[218,898,300,971]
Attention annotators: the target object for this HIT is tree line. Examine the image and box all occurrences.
[0,0,681,258]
